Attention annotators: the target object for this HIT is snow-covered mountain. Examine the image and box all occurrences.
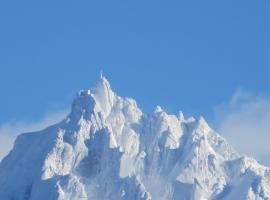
[1,75,270,200]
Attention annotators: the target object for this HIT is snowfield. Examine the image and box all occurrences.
[0,75,270,200]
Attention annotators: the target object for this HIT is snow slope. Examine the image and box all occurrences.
[1,75,270,200]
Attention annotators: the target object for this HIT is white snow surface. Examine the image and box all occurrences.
[1,76,270,200]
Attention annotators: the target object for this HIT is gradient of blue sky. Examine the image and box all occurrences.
[0,0,270,125]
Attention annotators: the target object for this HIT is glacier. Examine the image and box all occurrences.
[0,75,270,200]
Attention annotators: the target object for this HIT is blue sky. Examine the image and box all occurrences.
[1,1,270,163]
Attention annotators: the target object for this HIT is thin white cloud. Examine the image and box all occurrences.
[0,109,69,161]
[215,89,270,166]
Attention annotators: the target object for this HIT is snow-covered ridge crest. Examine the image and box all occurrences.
[0,76,270,200]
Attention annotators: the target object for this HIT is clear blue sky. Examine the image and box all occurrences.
[0,0,270,125]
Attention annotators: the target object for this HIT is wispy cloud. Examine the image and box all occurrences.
[0,109,69,161]
[215,89,270,166]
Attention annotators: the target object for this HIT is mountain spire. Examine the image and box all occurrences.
[92,75,115,117]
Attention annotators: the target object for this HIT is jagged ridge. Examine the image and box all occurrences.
[0,76,270,200]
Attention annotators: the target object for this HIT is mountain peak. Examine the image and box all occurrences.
[196,116,212,133]
[154,105,163,113]
[95,73,112,93]
[1,76,269,200]
[72,76,115,120]
[92,75,115,117]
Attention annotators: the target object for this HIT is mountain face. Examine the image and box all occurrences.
[1,76,270,200]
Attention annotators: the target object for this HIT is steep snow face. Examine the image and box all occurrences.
[0,77,270,200]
